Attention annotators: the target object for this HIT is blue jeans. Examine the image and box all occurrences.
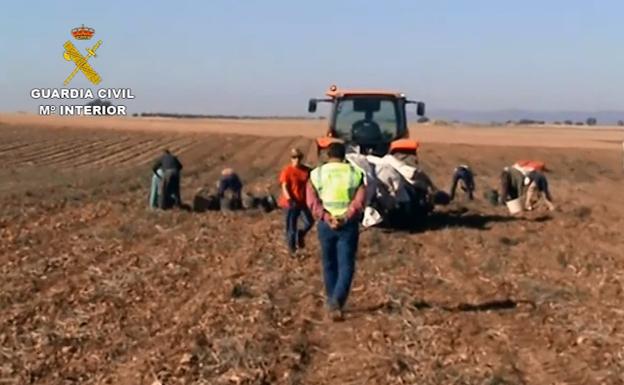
[285,206,314,251]
[450,167,475,200]
[317,220,359,309]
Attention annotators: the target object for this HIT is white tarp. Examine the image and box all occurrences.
[345,153,425,228]
[345,153,378,206]
[345,153,384,227]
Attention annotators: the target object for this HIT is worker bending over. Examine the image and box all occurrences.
[525,170,555,211]
[449,164,475,201]
[152,149,183,209]
[499,162,554,211]
[217,168,243,210]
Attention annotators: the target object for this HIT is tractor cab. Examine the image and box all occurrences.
[308,85,425,158]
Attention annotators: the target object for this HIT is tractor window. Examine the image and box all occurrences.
[334,98,399,142]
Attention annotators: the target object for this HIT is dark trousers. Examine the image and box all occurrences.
[220,193,242,211]
[450,168,475,200]
[159,169,181,209]
[528,171,552,201]
[317,220,359,309]
[285,206,313,251]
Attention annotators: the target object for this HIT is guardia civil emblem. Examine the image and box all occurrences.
[63,25,103,85]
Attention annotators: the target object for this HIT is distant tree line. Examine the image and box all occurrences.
[502,119,546,125]
[414,117,454,126]
[550,120,585,126]
[120,110,624,126]
[505,117,624,126]
[132,112,325,120]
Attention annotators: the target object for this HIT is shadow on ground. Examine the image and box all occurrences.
[380,208,546,233]
[350,298,536,316]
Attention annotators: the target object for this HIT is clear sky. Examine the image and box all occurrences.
[1,0,623,115]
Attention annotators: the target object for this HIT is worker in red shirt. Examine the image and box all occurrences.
[279,148,314,255]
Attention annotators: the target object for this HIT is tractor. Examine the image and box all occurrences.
[308,85,443,228]
[307,84,426,161]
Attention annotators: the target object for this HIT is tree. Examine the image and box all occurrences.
[84,98,113,115]
[517,119,544,125]
[586,117,597,126]
[617,120,624,126]
[417,116,430,124]
[564,120,573,125]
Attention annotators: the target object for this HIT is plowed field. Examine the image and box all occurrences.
[1,117,623,385]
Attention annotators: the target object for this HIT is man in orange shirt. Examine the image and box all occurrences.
[279,148,314,255]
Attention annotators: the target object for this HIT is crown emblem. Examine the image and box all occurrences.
[71,24,95,40]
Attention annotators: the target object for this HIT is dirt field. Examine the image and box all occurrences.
[1,115,623,384]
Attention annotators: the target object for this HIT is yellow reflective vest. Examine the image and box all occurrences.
[310,162,363,217]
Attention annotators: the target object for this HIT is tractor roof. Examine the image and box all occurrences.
[325,85,404,99]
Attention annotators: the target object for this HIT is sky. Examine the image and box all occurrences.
[1,0,623,116]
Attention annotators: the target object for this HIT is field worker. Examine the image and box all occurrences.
[499,164,551,209]
[386,139,438,199]
[152,149,183,209]
[217,168,243,210]
[307,142,366,321]
[278,148,314,255]
[498,165,526,205]
[149,168,164,208]
[449,164,475,201]
[500,161,554,211]
[525,170,555,211]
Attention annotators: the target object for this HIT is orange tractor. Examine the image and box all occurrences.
[308,84,426,159]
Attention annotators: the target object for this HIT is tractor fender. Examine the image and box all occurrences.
[316,136,345,149]
[389,138,420,154]
[316,137,345,164]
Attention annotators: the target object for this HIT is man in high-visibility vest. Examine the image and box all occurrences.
[306,142,366,321]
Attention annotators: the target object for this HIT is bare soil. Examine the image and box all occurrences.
[0,116,623,384]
